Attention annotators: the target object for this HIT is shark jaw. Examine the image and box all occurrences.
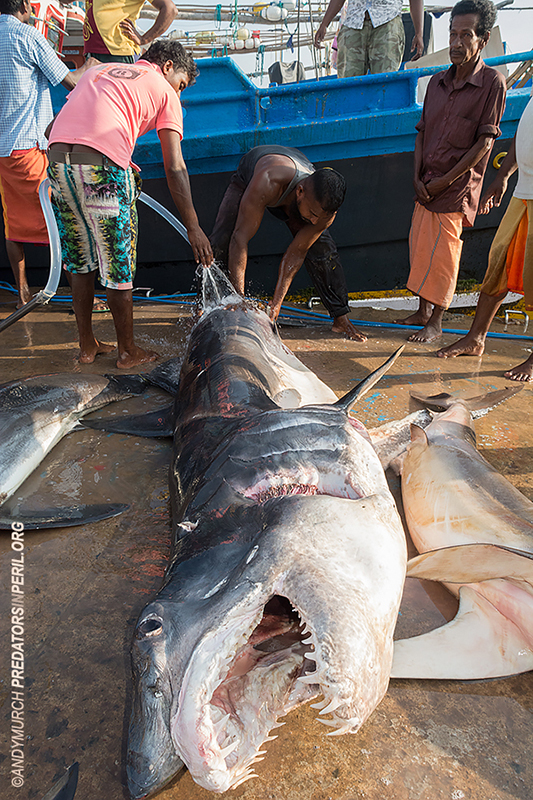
[169,589,371,793]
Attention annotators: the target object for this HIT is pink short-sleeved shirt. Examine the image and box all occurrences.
[49,60,183,169]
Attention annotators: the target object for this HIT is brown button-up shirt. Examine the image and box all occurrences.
[415,59,506,226]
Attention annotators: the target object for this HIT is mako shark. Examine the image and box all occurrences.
[125,267,408,797]
[391,393,533,680]
[0,372,145,529]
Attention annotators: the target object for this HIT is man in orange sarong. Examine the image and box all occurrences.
[0,0,95,307]
[437,86,533,382]
[394,0,506,342]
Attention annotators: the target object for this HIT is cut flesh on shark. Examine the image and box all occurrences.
[126,267,407,797]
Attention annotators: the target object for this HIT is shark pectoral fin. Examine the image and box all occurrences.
[409,386,523,415]
[0,503,129,530]
[334,345,405,412]
[81,405,174,437]
[392,585,533,680]
[410,424,428,445]
[407,544,533,585]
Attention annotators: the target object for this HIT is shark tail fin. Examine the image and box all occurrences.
[334,345,405,413]
[392,544,533,680]
[410,386,523,417]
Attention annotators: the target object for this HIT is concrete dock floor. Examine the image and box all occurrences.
[1,291,532,800]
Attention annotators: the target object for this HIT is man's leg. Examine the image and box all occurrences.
[0,148,49,307]
[368,14,405,74]
[105,287,157,369]
[5,240,31,307]
[336,24,369,78]
[394,296,433,328]
[437,290,507,358]
[68,271,115,364]
[303,229,367,341]
[406,302,446,343]
[395,205,464,341]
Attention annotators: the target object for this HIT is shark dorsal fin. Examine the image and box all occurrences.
[334,345,405,413]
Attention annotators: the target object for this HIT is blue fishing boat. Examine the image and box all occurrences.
[1,49,531,296]
[130,51,532,295]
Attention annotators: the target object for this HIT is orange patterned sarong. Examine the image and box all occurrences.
[0,147,49,244]
[407,202,464,309]
[481,196,533,311]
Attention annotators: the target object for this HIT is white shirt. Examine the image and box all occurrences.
[514,87,533,200]
[343,0,403,30]
[0,15,68,156]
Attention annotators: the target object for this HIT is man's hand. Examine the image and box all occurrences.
[410,32,424,60]
[314,23,327,49]
[478,177,508,215]
[414,176,430,203]
[61,57,100,90]
[187,225,213,266]
[425,176,450,198]
[121,0,178,48]
[119,18,142,46]
[268,301,282,322]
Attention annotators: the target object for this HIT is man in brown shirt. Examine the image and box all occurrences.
[396,0,506,341]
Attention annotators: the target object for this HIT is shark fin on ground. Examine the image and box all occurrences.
[41,762,78,800]
[406,543,533,585]
[0,503,129,530]
[392,583,533,680]
[334,345,405,413]
[82,405,174,437]
[409,386,523,417]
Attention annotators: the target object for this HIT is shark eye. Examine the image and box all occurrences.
[137,617,163,638]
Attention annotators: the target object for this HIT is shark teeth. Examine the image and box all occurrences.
[230,769,258,788]
[219,741,238,759]
[213,712,231,736]
[318,718,359,735]
[318,696,344,716]
[296,673,319,684]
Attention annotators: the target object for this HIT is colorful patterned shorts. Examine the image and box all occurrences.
[48,161,141,290]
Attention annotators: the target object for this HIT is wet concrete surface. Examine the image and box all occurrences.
[0,291,532,800]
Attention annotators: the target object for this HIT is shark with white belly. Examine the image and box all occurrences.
[125,267,408,797]
[392,393,533,680]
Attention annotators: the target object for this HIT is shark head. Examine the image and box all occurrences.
[127,489,406,795]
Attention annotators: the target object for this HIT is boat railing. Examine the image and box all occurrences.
[131,49,533,176]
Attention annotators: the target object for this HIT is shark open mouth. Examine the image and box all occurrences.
[169,594,342,792]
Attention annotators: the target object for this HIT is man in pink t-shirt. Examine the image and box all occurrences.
[48,40,212,370]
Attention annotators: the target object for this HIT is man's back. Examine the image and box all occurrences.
[49,60,184,169]
[0,15,67,156]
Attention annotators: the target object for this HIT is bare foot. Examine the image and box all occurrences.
[116,346,159,370]
[93,298,110,313]
[407,320,442,343]
[437,335,485,358]
[393,310,431,326]
[331,315,368,342]
[16,289,33,309]
[504,354,533,382]
[78,341,116,364]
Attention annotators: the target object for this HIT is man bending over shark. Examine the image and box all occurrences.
[210,145,366,341]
